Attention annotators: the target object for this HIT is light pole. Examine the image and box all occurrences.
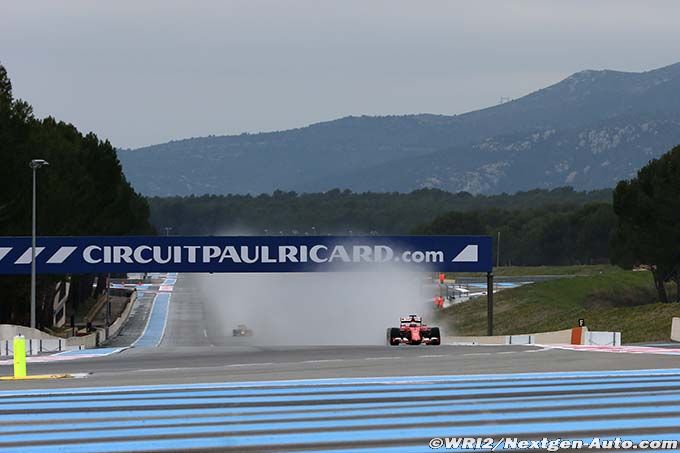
[29,159,49,329]
[164,226,173,236]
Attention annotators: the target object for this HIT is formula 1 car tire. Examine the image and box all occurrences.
[388,328,401,346]
[429,327,441,345]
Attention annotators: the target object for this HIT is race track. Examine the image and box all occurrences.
[2,369,680,452]
[2,274,680,451]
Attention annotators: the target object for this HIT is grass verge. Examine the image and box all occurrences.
[438,268,680,343]
[448,264,617,279]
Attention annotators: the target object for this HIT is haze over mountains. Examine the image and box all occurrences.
[119,62,680,196]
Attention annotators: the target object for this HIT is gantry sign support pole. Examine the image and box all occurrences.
[105,273,111,338]
[487,271,494,336]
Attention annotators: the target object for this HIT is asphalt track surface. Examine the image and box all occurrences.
[2,274,680,451]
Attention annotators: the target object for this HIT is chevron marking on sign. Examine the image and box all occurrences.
[14,247,45,264]
[0,247,11,262]
[452,244,478,262]
[46,246,78,264]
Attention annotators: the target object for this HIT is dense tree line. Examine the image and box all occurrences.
[0,64,154,327]
[611,145,680,303]
[413,203,615,266]
[148,187,611,236]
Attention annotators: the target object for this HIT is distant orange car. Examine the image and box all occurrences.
[387,315,441,346]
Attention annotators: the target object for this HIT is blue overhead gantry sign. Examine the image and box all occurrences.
[1,235,497,335]
[0,236,493,274]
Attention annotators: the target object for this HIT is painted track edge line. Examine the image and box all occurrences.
[155,294,172,348]
[3,367,680,397]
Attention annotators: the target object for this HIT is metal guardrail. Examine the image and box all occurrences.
[0,338,82,357]
[0,288,138,357]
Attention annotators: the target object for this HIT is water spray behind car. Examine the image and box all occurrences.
[195,231,437,346]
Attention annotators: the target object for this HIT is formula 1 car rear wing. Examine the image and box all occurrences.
[400,315,422,325]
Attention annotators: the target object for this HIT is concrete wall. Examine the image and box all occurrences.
[588,330,621,346]
[2,289,138,354]
[66,330,103,348]
[0,324,61,340]
[66,289,138,348]
[107,290,137,339]
[0,325,85,356]
[672,317,680,342]
[533,328,578,345]
[2,322,104,350]
[443,326,623,346]
[446,335,513,345]
[444,329,574,345]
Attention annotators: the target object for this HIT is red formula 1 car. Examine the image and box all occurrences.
[387,315,441,346]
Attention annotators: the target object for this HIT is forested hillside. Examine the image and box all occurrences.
[0,64,154,327]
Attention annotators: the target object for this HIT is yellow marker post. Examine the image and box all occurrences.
[13,335,27,379]
[0,334,73,381]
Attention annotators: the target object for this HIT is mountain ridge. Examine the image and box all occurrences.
[119,61,680,196]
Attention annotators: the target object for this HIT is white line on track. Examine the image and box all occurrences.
[303,359,345,364]
[226,362,274,368]
[155,293,172,347]
[132,367,190,373]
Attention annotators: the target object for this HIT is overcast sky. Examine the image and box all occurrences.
[1,1,679,149]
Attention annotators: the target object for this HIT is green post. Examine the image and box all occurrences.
[13,335,27,378]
